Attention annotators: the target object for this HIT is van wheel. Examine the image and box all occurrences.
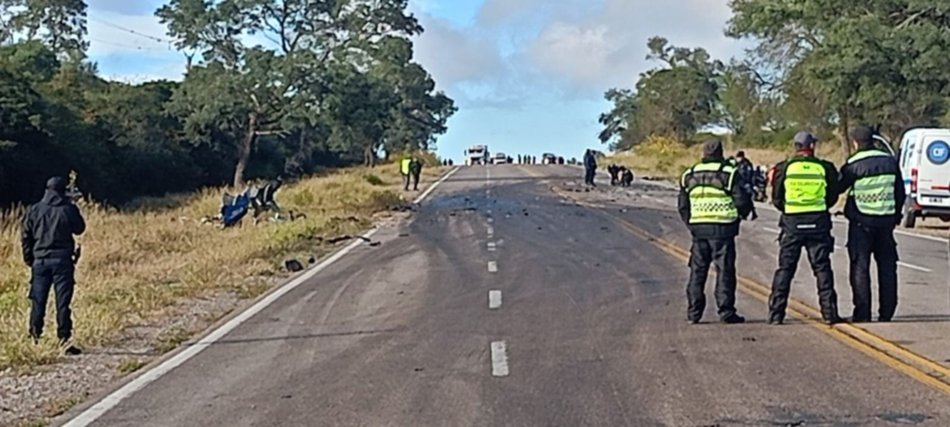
[902,206,917,229]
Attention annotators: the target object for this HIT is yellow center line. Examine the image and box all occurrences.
[545,183,950,396]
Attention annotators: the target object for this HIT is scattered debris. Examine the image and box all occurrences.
[307,256,316,264]
[285,259,304,272]
[742,337,757,342]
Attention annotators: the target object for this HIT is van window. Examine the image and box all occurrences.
[901,138,913,168]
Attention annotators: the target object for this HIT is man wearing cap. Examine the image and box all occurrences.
[678,139,754,324]
[836,126,905,322]
[21,177,86,355]
[767,131,843,325]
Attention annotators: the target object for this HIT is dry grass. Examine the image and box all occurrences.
[0,164,443,370]
[609,135,847,180]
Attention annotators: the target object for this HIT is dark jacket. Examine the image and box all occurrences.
[771,154,839,234]
[837,148,906,228]
[21,190,85,265]
[678,157,754,239]
[584,152,597,170]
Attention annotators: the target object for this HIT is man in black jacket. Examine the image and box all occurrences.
[678,140,754,324]
[837,126,906,322]
[22,177,86,355]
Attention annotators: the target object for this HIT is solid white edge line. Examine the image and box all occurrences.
[490,341,509,377]
[898,261,933,273]
[488,261,498,273]
[488,290,502,310]
[413,166,461,204]
[65,167,459,427]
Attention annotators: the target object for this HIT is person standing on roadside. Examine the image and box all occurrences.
[22,177,85,355]
[409,157,423,191]
[400,155,412,191]
[678,140,753,325]
[837,126,906,322]
[768,132,843,325]
[583,149,598,186]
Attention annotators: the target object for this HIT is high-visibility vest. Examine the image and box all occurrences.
[784,159,827,214]
[847,150,897,216]
[681,162,739,224]
[400,158,411,175]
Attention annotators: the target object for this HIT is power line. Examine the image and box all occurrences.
[87,16,170,44]
[89,37,172,52]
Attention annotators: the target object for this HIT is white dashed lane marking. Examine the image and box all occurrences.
[491,341,509,377]
[489,290,502,309]
[488,261,498,273]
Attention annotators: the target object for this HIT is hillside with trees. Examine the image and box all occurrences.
[600,1,950,156]
[0,0,456,206]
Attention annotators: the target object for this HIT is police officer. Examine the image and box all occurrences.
[837,126,906,322]
[768,131,843,325]
[409,157,423,191]
[400,155,412,190]
[22,177,86,355]
[678,140,753,324]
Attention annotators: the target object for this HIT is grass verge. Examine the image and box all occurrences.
[0,164,443,371]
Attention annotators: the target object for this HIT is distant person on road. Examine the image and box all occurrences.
[734,151,759,220]
[583,149,597,186]
[409,157,423,191]
[621,167,634,187]
[678,140,753,325]
[608,164,620,186]
[836,126,906,322]
[21,177,86,355]
[768,131,843,325]
[400,155,412,190]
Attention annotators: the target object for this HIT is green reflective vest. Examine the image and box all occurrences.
[847,150,897,216]
[681,162,739,224]
[400,158,411,175]
[784,160,827,214]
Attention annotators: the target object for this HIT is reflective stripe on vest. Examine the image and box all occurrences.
[784,160,827,214]
[681,162,739,224]
[847,150,897,216]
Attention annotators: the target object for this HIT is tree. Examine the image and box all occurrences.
[1,0,88,58]
[727,0,950,153]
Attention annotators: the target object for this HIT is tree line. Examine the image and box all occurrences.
[600,0,950,156]
[0,0,456,207]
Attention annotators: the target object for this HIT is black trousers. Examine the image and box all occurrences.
[411,172,420,190]
[687,237,738,321]
[403,173,411,190]
[29,258,75,341]
[584,168,596,185]
[848,223,898,321]
[769,232,839,321]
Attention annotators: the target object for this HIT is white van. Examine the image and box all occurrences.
[898,128,950,228]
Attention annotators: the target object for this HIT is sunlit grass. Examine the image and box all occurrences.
[0,164,442,370]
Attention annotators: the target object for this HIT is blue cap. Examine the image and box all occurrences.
[793,131,818,146]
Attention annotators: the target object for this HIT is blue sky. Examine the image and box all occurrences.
[85,0,747,162]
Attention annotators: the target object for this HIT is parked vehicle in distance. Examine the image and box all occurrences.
[897,128,950,228]
[542,153,557,164]
[467,145,489,165]
[493,152,508,164]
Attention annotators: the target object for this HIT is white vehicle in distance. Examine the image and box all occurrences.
[898,128,950,228]
[466,145,489,165]
[493,152,508,164]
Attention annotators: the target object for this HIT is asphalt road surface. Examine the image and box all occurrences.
[61,165,950,427]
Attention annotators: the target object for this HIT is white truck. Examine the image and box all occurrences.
[897,128,950,228]
[466,145,489,165]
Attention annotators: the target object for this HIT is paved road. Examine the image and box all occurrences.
[62,165,950,426]
[577,166,950,373]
